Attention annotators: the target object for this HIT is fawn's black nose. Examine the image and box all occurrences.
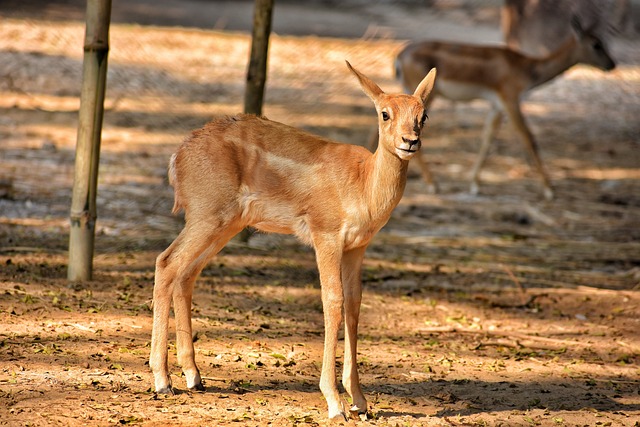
[402,137,420,147]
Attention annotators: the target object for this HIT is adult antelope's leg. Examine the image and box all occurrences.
[503,100,554,199]
[315,240,346,420]
[150,219,242,393]
[415,153,438,194]
[341,246,367,414]
[470,104,503,195]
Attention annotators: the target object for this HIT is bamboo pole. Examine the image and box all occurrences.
[68,0,112,282]
[244,0,274,116]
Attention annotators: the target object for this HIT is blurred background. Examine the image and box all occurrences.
[1,0,638,248]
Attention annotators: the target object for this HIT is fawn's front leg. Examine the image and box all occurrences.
[341,246,368,415]
[315,241,347,420]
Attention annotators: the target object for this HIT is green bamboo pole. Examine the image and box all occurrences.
[68,0,112,282]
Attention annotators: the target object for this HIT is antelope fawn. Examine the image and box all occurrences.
[149,62,436,420]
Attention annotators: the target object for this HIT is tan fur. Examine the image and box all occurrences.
[149,62,436,421]
[168,152,180,214]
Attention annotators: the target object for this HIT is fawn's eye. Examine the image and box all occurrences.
[420,112,428,125]
[381,111,390,121]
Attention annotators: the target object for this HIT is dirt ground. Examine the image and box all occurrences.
[1,1,639,426]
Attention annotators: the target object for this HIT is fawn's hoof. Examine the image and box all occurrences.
[189,382,205,392]
[327,401,348,423]
[349,406,368,421]
[328,412,348,423]
[156,385,175,395]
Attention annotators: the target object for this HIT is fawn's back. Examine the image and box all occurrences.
[170,114,375,246]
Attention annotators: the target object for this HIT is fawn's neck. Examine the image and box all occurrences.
[365,142,409,218]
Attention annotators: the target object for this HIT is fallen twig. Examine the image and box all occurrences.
[418,326,587,347]
[488,293,545,309]
[69,323,96,333]
[0,246,66,254]
[200,376,228,382]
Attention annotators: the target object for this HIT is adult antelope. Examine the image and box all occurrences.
[502,0,629,56]
[395,17,615,199]
[149,62,436,421]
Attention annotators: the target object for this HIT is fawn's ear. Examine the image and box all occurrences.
[413,68,437,107]
[346,61,384,103]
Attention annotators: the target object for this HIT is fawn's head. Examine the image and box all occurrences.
[571,16,616,71]
[346,61,436,161]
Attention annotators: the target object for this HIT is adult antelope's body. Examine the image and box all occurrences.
[149,62,436,420]
[396,18,615,199]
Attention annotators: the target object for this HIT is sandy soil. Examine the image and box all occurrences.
[0,1,639,426]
